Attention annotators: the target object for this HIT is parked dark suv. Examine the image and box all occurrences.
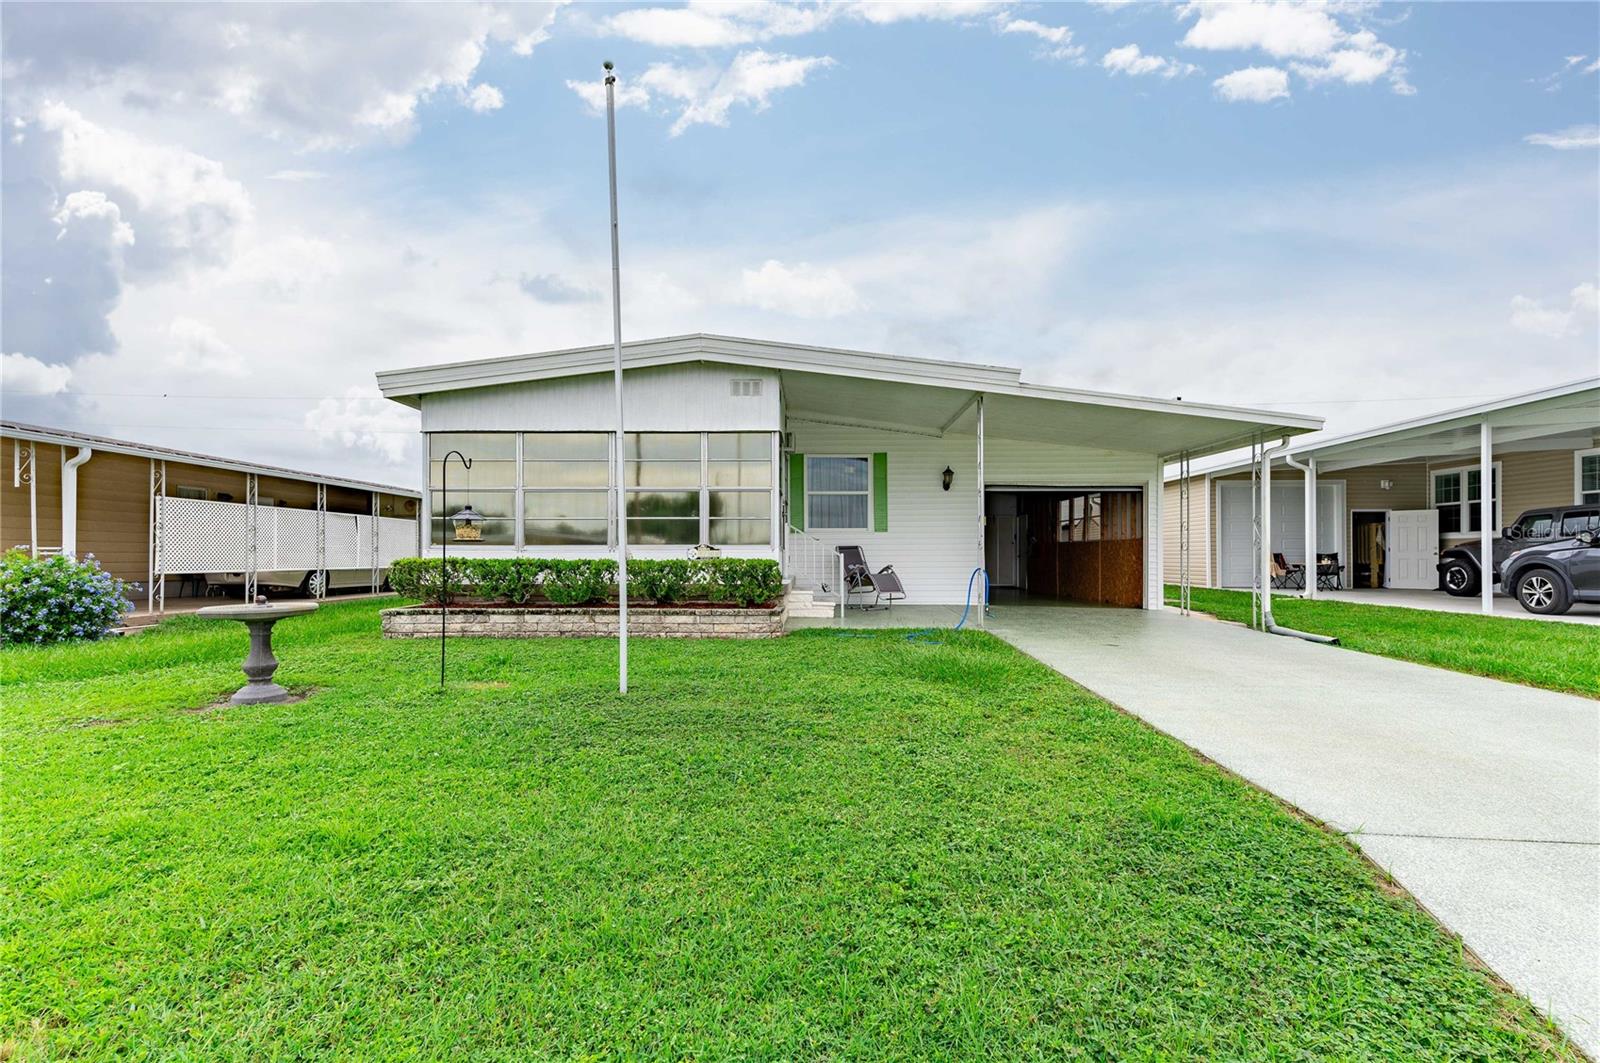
[1437,504,1600,597]
[1500,527,1600,615]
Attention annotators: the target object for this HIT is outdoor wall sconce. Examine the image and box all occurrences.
[450,504,484,541]
[941,466,954,491]
[1379,479,1393,491]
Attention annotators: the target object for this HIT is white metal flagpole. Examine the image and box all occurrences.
[605,60,628,694]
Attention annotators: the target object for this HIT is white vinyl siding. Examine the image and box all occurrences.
[787,426,1162,606]
[419,362,780,433]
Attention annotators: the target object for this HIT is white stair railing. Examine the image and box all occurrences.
[783,527,831,594]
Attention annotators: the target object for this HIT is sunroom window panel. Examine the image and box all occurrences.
[429,433,516,489]
[710,519,771,545]
[709,491,769,519]
[708,461,771,487]
[625,433,700,461]
[525,492,609,519]
[524,520,608,545]
[429,489,515,546]
[708,432,770,460]
[524,432,610,488]
[626,491,700,519]
[624,461,702,488]
[524,462,610,487]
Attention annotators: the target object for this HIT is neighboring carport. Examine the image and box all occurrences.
[1275,378,1600,613]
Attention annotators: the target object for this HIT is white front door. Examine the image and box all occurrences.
[1389,509,1439,589]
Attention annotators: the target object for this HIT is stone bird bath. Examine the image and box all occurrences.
[196,599,319,704]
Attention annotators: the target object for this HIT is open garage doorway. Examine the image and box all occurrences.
[985,488,1145,607]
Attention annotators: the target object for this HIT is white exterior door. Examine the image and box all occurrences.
[1218,481,1255,587]
[986,516,1022,587]
[1389,509,1439,589]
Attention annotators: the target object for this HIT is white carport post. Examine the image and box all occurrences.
[1479,421,1493,614]
[976,393,986,629]
[1259,444,1272,628]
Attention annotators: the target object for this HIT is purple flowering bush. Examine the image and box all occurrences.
[0,549,134,645]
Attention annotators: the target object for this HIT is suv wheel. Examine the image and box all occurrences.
[1515,569,1570,615]
[1440,560,1478,597]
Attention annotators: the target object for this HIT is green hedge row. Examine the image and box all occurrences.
[389,557,784,608]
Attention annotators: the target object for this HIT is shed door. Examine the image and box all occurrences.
[1218,481,1255,588]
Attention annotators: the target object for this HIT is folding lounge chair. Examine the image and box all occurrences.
[1271,552,1305,590]
[835,545,907,609]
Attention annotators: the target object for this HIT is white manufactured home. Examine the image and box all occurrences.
[376,334,1320,610]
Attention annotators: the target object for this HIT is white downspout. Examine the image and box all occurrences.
[61,446,93,558]
[1264,442,1337,645]
[1283,450,1315,600]
[1479,421,1493,615]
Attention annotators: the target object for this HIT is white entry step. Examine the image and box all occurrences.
[784,585,837,619]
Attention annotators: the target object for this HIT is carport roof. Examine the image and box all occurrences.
[1171,376,1599,478]
[376,333,1321,461]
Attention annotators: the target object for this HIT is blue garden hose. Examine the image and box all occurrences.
[954,567,990,630]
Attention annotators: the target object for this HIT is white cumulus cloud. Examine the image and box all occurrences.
[739,259,863,318]
[1181,2,1412,96]
[1523,125,1600,150]
[1102,44,1200,79]
[1509,282,1600,338]
[303,388,419,464]
[1,352,74,396]
[998,18,1085,62]
[165,317,246,376]
[465,83,505,113]
[1213,66,1291,103]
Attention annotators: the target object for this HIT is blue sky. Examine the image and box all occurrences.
[2,1,1596,483]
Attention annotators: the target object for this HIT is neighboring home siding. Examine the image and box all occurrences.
[1161,477,1211,590]
[785,423,1164,606]
[1487,448,1588,519]
[1201,462,1427,588]
[76,451,155,587]
[2,436,65,553]
[420,363,781,433]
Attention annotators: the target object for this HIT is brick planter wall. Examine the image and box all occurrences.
[381,604,784,639]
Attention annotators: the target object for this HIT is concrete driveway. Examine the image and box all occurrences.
[984,604,1600,1056]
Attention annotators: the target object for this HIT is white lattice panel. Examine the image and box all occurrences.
[271,508,320,569]
[378,516,417,565]
[160,497,249,572]
[325,513,361,569]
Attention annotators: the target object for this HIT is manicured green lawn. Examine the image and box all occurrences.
[1165,586,1600,699]
[2,599,1580,1059]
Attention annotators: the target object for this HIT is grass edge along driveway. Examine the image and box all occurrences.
[1166,585,1599,699]
[1,598,1584,1059]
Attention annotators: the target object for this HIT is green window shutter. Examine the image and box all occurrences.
[789,453,805,531]
[872,452,889,532]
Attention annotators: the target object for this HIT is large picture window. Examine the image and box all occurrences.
[1432,463,1499,535]
[623,431,774,546]
[427,430,775,550]
[524,432,611,545]
[429,433,515,545]
[806,456,870,529]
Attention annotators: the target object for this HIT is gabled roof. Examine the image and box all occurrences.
[377,333,1322,460]
[1,420,420,497]
[1167,376,1600,480]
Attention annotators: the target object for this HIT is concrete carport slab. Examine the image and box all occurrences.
[982,604,1600,1057]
